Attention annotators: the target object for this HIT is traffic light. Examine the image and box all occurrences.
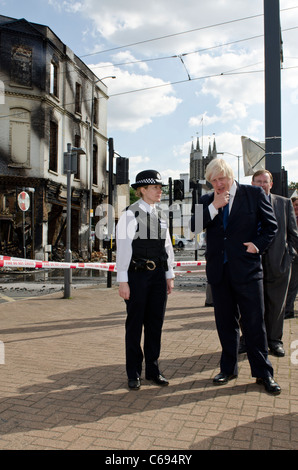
[116,156,129,184]
[173,179,184,201]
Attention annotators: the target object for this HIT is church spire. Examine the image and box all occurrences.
[212,136,217,157]
[207,140,212,157]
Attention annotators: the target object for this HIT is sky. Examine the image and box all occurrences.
[1,0,298,186]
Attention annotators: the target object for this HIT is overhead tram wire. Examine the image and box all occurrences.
[88,25,298,74]
[0,66,265,121]
[0,23,296,82]
[1,47,298,121]
[0,7,296,83]
[80,5,298,60]
[0,69,261,122]
[80,12,265,58]
[89,33,265,72]
[1,9,298,119]
[107,64,298,98]
[1,62,298,121]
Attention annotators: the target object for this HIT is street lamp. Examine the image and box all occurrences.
[64,143,86,299]
[24,187,35,259]
[218,151,241,182]
[89,75,116,259]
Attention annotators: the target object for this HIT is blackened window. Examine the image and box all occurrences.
[93,144,98,186]
[49,121,58,172]
[11,45,32,87]
[75,83,82,114]
[93,97,98,126]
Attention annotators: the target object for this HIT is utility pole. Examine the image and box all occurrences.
[64,143,73,299]
[168,178,173,243]
[107,138,114,288]
[63,143,86,299]
[264,0,284,195]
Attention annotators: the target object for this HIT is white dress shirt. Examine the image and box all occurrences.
[116,199,175,282]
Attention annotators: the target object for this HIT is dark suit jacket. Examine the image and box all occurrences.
[197,183,278,286]
[262,194,298,279]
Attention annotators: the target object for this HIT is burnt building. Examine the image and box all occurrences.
[0,15,109,260]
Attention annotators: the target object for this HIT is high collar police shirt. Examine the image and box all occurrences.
[116,199,175,283]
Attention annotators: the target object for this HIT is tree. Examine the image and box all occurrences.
[130,187,139,204]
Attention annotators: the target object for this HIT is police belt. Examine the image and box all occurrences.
[129,258,166,272]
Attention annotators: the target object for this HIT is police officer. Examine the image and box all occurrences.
[116,170,175,390]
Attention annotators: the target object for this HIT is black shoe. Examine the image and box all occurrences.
[213,372,237,385]
[270,345,285,357]
[256,376,281,395]
[146,374,169,386]
[128,378,141,390]
[284,312,294,319]
[205,302,214,307]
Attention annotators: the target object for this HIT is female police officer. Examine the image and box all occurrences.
[116,170,175,390]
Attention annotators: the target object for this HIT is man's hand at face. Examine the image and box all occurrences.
[213,190,230,210]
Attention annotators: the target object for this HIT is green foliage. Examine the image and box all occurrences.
[129,187,138,204]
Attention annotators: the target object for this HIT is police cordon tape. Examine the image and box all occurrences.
[0,255,206,273]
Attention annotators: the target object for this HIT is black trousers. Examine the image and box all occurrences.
[263,267,291,348]
[211,263,274,379]
[125,267,167,380]
[286,257,298,316]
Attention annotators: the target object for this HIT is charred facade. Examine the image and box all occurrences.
[0,15,109,260]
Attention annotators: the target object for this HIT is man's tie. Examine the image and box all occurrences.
[222,203,229,263]
[223,203,229,230]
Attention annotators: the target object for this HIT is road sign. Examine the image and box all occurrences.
[18,191,30,211]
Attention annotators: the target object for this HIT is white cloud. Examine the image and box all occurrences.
[173,140,193,158]
[128,155,152,183]
[283,146,298,182]
[98,65,183,132]
[79,0,265,55]
[48,0,82,13]
[128,155,151,170]
[111,51,149,71]
[49,0,298,181]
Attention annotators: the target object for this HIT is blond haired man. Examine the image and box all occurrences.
[195,159,281,394]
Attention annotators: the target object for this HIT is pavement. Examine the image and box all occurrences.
[0,281,297,452]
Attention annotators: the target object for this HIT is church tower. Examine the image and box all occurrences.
[189,134,217,184]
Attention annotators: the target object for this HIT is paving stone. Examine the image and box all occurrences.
[0,285,297,451]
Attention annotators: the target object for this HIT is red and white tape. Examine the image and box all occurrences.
[0,255,206,272]
[0,256,116,271]
[174,261,206,267]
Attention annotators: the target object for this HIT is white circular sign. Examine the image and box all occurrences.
[18,191,30,212]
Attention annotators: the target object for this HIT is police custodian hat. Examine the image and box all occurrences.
[131,170,165,189]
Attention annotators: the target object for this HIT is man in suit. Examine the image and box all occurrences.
[252,172,298,355]
[194,159,280,394]
[285,197,298,319]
